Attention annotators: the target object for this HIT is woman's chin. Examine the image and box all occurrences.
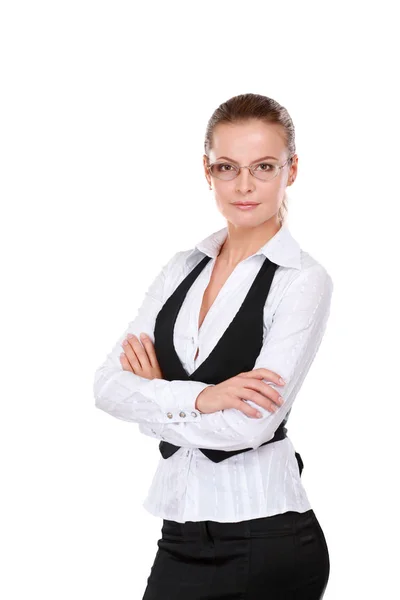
[220,206,272,227]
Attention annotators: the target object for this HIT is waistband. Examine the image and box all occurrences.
[162,508,316,547]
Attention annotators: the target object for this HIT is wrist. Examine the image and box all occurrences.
[195,387,209,413]
[195,391,203,413]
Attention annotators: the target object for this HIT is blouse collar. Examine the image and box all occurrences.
[187,221,302,270]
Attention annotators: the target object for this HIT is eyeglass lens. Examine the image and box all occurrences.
[209,161,279,181]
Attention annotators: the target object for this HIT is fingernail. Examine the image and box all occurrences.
[256,412,263,418]
[279,378,285,384]
[127,333,134,339]
[140,333,148,338]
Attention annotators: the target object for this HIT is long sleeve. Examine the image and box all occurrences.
[93,251,213,424]
[138,263,333,451]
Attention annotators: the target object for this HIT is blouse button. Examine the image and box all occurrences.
[167,412,173,419]
[191,412,198,418]
[179,411,186,418]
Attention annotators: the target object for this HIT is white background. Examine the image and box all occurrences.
[1,1,399,598]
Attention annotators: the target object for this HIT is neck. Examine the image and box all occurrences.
[218,218,282,267]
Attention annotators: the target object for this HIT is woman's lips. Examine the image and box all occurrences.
[233,203,260,210]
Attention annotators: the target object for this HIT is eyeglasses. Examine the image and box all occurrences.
[206,156,293,182]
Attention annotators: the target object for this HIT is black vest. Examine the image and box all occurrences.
[153,254,303,475]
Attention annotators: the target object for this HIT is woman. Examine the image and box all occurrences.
[94,93,333,599]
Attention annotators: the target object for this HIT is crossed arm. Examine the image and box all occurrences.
[93,253,333,452]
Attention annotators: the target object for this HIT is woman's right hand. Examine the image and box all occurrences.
[195,368,286,418]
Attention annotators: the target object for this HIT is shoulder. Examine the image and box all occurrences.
[271,245,333,296]
[160,248,203,302]
[268,248,333,318]
[272,250,333,322]
[262,255,333,339]
[162,248,198,275]
[297,249,334,293]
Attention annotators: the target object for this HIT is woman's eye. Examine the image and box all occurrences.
[255,162,273,171]
[218,163,234,171]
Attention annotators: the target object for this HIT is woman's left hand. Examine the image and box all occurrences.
[120,333,163,380]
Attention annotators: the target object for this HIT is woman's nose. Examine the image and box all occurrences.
[236,167,254,190]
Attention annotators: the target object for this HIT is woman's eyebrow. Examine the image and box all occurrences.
[215,155,279,163]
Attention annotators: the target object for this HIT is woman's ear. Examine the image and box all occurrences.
[288,154,298,185]
[203,154,212,187]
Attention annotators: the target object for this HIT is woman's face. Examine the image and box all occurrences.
[203,119,297,228]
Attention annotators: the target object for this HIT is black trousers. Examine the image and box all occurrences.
[142,508,330,599]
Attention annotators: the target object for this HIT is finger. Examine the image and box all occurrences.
[259,381,285,406]
[120,352,134,372]
[239,384,283,411]
[239,368,285,385]
[126,334,150,370]
[233,398,262,419]
[253,380,284,407]
[122,338,142,371]
[139,333,159,368]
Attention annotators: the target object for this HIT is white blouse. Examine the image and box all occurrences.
[93,222,333,524]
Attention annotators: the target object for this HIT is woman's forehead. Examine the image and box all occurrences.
[210,121,287,161]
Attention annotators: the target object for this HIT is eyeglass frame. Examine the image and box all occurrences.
[206,155,294,181]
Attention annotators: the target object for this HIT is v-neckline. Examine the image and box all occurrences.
[196,255,248,338]
[173,254,274,379]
